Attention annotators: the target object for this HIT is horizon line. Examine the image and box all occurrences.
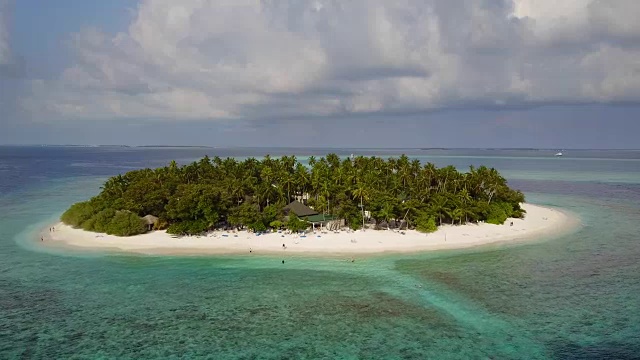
[1,144,640,151]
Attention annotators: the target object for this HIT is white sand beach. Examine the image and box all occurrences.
[41,203,579,256]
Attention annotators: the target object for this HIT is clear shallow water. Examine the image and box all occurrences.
[1,146,639,359]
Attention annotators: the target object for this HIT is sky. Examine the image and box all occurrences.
[1,0,640,148]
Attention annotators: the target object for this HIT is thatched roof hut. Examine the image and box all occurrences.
[142,214,159,231]
[283,200,317,217]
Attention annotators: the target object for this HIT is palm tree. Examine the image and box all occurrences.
[326,153,341,169]
[352,182,370,229]
[430,195,449,225]
[458,201,476,224]
[401,198,422,228]
[320,180,331,214]
[223,176,244,205]
[80,153,526,235]
[281,173,295,203]
[397,154,412,188]
[260,183,278,209]
[379,203,394,229]
[294,163,310,200]
[452,208,465,225]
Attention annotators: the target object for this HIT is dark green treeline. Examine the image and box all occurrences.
[61,154,525,236]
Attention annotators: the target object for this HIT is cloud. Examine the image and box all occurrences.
[21,0,640,121]
[0,0,14,72]
[0,0,11,62]
[0,0,21,122]
[0,0,22,79]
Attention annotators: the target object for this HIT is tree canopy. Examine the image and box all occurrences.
[61,154,525,236]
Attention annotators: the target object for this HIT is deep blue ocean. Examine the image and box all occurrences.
[1,146,639,359]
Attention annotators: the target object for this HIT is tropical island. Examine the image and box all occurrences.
[46,154,577,255]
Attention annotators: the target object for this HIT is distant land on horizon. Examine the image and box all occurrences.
[1,145,639,151]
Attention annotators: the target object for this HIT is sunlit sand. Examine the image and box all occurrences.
[42,204,579,256]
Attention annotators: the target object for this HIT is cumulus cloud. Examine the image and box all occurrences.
[0,0,16,75]
[22,0,640,121]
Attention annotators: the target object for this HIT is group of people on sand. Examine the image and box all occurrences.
[40,227,56,241]
[41,226,56,241]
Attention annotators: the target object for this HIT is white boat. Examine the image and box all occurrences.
[555,152,563,157]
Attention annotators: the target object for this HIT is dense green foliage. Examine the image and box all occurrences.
[106,211,147,236]
[62,202,145,236]
[416,214,438,233]
[286,215,308,233]
[61,154,525,236]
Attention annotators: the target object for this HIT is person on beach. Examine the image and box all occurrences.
[249,248,252,253]
[40,236,43,242]
[282,243,286,249]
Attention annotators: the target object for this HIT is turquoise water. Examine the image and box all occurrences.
[1,147,639,359]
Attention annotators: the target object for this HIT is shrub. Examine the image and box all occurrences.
[416,215,437,233]
[249,221,267,232]
[61,201,98,227]
[286,215,308,233]
[81,218,96,231]
[262,204,282,226]
[166,222,188,235]
[91,208,117,233]
[499,202,514,217]
[348,217,362,230]
[269,220,284,229]
[227,202,261,229]
[512,207,526,219]
[106,211,146,236]
[166,219,209,235]
[486,203,508,225]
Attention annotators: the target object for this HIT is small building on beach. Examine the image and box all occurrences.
[142,214,159,231]
[283,201,342,230]
[305,214,344,231]
[283,200,318,218]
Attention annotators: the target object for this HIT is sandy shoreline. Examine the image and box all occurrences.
[40,203,580,256]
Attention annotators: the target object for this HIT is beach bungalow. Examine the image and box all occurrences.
[283,200,318,218]
[283,201,341,230]
[142,214,159,231]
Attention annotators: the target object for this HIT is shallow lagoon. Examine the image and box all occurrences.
[1,147,639,359]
